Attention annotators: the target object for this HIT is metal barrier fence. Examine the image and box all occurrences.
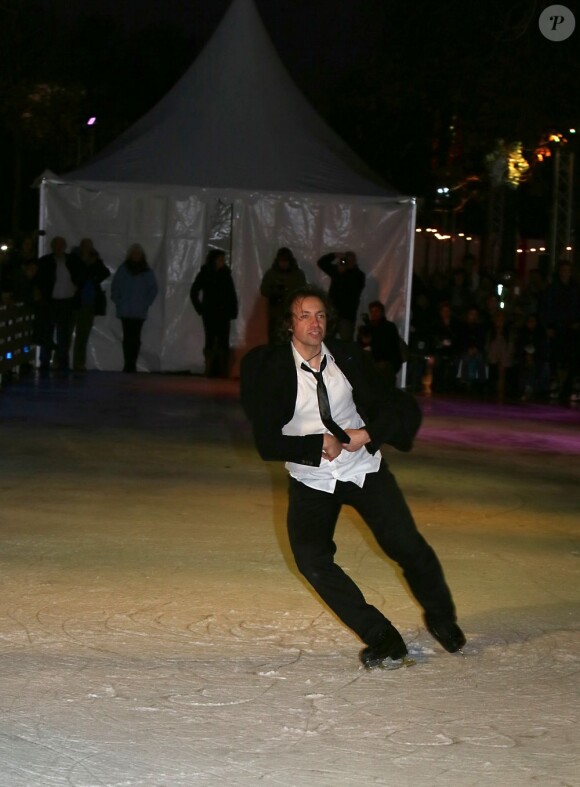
[0,303,35,382]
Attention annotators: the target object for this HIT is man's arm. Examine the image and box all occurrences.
[317,253,338,277]
[336,341,422,453]
[341,428,370,453]
[240,345,325,466]
[189,270,204,314]
[253,422,324,465]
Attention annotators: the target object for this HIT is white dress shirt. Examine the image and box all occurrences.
[52,256,76,300]
[283,342,381,492]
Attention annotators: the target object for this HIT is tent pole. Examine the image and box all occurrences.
[38,178,48,256]
[401,198,417,389]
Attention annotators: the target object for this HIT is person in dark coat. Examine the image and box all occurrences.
[539,260,580,404]
[240,284,465,669]
[35,236,84,375]
[357,300,404,387]
[190,249,238,377]
[260,247,306,344]
[514,313,550,400]
[456,306,487,388]
[430,301,460,392]
[71,238,110,372]
[317,250,366,340]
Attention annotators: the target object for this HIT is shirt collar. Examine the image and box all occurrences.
[291,341,334,371]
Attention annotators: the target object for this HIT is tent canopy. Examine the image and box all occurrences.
[67,0,394,196]
[42,0,415,374]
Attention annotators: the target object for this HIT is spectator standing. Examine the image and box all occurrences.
[1,241,19,303]
[317,250,366,340]
[71,238,110,372]
[456,306,487,389]
[425,271,451,322]
[7,237,41,371]
[357,301,404,388]
[11,236,39,305]
[111,244,158,373]
[260,247,306,344]
[539,260,580,404]
[190,249,238,377]
[36,236,83,376]
[406,272,432,392]
[430,301,460,393]
[518,268,546,316]
[449,267,473,318]
[515,313,550,400]
[472,272,497,315]
[485,310,516,399]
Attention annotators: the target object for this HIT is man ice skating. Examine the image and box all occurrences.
[240,285,465,669]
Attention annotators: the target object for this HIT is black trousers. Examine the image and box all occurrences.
[202,315,231,354]
[39,298,75,371]
[121,318,144,372]
[202,315,231,377]
[287,462,457,645]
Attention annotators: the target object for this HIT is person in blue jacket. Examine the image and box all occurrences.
[111,244,158,372]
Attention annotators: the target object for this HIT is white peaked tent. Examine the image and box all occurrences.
[39,0,416,373]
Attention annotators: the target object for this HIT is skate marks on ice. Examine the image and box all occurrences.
[1,603,578,787]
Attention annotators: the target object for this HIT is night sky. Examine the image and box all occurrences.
[3,0,580,236]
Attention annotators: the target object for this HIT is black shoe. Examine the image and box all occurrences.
[360,624,408,669]
[426,619,466,653]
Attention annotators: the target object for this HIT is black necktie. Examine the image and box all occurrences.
[301,356,351,444]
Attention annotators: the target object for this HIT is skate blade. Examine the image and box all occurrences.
[366,655,416,671]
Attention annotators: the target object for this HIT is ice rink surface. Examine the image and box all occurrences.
[1,372,579,787]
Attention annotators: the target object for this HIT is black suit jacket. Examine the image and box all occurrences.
[240,339,422,466]
[35,253,84,302]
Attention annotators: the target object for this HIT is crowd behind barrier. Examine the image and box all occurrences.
[405,260,580,404]
[1,233,579,404]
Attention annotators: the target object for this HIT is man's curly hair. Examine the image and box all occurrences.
[275,284,337,344]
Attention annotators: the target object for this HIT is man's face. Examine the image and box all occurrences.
[80,239,94,255]
[369,305,383,322]
[290,296,327,354]
[52,237,66,256]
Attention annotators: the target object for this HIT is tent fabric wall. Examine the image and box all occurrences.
[41,178,415,374]
[39,0,417,375]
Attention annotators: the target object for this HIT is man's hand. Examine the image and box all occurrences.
[322,433,342,462]
[341,428,370,453]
